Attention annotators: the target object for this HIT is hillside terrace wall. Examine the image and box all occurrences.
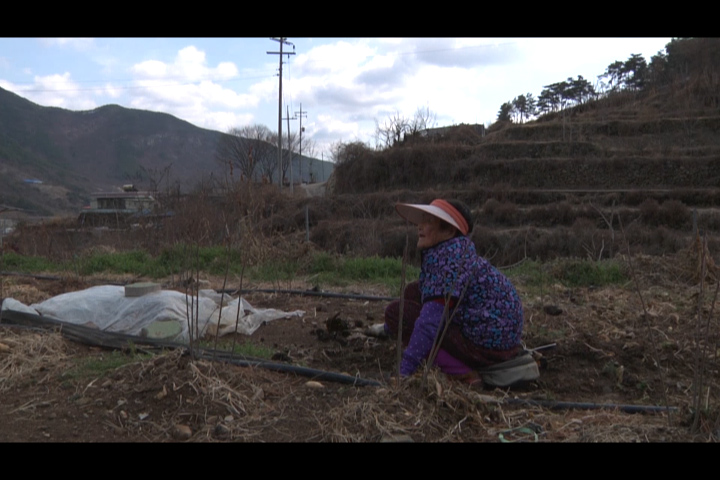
[335,143,720,192]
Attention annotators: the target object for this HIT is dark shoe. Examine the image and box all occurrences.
[478,351,540,387]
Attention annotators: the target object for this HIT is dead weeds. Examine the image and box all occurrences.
[1,248,719,442]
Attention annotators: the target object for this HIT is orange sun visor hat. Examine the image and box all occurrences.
[395,199,469,236]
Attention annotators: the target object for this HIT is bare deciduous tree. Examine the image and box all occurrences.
[330,140,373,166]
[216,124,277,184]
[374,106,438,149]
[408,106,437,134]
[374,111,409,149]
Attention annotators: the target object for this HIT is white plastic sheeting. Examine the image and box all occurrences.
[1,285,304,343]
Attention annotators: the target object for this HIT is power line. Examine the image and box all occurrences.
[5,72,275,94]
[267,37,295,190]
[5,41,518,96]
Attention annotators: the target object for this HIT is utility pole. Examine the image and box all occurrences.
[283,105,294,195]
[295,104,307,183]
[267,37,295,189]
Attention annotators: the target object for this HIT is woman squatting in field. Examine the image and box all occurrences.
[377,199,526,386]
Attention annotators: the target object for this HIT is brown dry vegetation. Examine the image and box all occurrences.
[2,180,720,442]
[2,237,719,442]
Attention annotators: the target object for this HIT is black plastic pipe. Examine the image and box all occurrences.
[0,310,683,405]
[506,398,677,414]
[219,288,397,302]
[0,271,64,281]
[0,308,382,387]
[198,351,381,387]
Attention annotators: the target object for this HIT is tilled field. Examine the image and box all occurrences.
[1,249,718,442]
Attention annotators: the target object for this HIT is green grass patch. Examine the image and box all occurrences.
[307,253,419,293]
[309,251,336,273]
[64,350,150,380]
[229,340,275,359]
[0,251,60,272]
[248,258,301,282]
[2,245,249,279]
[246,252,419,293]
[153,244,245,277]
[503,259,550,290]
[202,338,276,359]
[76,250,153,276]
[556,259,627,288]
[505,258,627,290]
[3,246,418,296]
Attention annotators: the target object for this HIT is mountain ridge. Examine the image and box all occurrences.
[0,87,329,216]
[0,86,227,215]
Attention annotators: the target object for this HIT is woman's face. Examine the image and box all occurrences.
[417,214,457,250]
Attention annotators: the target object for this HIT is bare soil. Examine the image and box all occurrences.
[1,251,719,442]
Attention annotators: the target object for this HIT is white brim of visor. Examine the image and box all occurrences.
[395,203,462,233]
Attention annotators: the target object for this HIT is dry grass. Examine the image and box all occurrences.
[2,187,719,442]
[0,328,70,393]
[319,371,497,442]
[0,317,707,442]
[315,369,689,442]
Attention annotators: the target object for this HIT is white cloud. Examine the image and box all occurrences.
[288,38,514,132]
[129,80,257,112]
[200,111,254,133]
[132,46,239,83]
[281,40,416,130]
[254,37,671,153]
[518,38,669,89]
[248,76,277,101]
[0,79,15,92]
[309,113,367,154]
[215,62,238,80]
[127,78,259,132]
[103,83,123,99]
[287,40,406,113]
[2,72,97,111]
[294,40,375,76]
[0,37,674,161]
[124,45,252,129]
[132,60,168,78]
[198,81,256,108]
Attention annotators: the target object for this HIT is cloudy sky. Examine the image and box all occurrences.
[0,37,672,160]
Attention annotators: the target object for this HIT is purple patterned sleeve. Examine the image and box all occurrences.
[419,237,524,351]
[400,301,446,376]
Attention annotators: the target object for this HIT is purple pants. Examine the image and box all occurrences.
[385,281,520,374]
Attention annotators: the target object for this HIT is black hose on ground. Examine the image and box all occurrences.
[219,288,397,302]
[0,271,64,281]
[1,309,682,409]
[1,298,680,411]
[0,308,382,387]
[197,350,381,386]
[505,398,677,414]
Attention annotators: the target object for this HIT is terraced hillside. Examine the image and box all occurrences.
[309,58,720,266]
